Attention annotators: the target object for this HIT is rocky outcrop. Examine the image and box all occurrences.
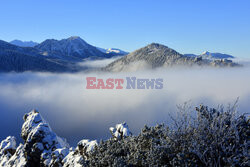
[21,110,70,166]
[0,110,70,166]
[0,110,131,167]
[0,136,17,166]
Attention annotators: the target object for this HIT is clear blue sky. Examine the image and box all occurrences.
[0,0,249,58]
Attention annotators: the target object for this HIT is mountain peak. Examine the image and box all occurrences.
[144,43,172,52]
[67,36,81,40]
[66,36,87,44]
[147,43,166,48]
[35,36,108,60]
[105,43,183,72]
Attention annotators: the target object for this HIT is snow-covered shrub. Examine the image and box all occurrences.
[49,148,70,166]
[62,150,86,167]
[109,122,132,140]
[87,104,249,166]
[61,140,98,166]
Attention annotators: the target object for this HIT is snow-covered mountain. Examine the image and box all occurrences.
[184,51,234,60]
[0,37,239,73]
[97,47,129,56]
[10,40,38,47]
[35,36,110,61]
[104,43,239,72]
[0,40,83,72]
[200,51,234,59]
[0,36,126,72]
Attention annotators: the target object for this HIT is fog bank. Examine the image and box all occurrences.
[0,61,250,145]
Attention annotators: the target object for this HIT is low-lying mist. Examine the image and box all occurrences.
[0,59,250,145]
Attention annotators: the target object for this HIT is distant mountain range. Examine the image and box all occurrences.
[97,47,129,56]
[10,40,38,47]
[34,36,111,61]
[104,43,239,72]
[0,37,239,73]
[0,37,128,72]
[0,40,79,72]
[10,38,128,59]
[184,51,234,60]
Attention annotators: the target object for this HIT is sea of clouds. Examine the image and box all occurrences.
[0,58,250,145]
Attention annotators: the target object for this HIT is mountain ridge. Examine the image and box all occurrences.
[35,36,109,61]
[0,36,124,72]
[10,40,39,47]
[184,51,234,59]
[104,43,239,72]
[0,38,241,73]
[0,40,83,72]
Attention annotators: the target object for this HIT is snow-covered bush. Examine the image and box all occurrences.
[109,122,132,140]
[87,104,249,166]
[61,140,98,166]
